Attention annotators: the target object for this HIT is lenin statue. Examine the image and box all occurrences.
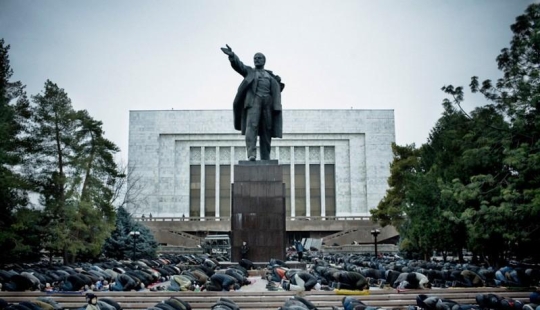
[221,44,285,161]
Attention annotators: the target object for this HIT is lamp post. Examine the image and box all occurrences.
[129,231,140,260]
[370,229,380,258]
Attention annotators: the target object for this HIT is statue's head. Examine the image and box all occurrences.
[254,53,266,69]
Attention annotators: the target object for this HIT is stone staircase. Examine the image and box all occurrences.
[322,227,361,245]
[150,229,202,247]
[322,225,398,247]
[0,287,534,310]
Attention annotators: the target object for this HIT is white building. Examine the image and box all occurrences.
[128,109,395,219]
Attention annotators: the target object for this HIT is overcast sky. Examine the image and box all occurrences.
[1,0,535,161]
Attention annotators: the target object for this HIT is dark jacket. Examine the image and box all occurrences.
[209,273,237,291]
[292,272,318,291]
[333,271,369,290]
[112,274,137,291]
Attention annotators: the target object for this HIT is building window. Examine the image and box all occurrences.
[295,164,306,216]
[220,165,231,217]
[325,164,336,216]
[205,165,216,217]
[189,165,201,217]
[310,164,321,217]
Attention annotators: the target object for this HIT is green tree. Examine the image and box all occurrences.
[10,208,43,262]
[0,38,38,263]
[485,3,540,261]
[373,103,473,260]
[29,80,122,263]
[370,143,445,260]
[374,4,540,263]
[68,110,122,258]
[29,80,79,262]
[373,90,510,262]
[370,143,420,229]
[443,3,540,262]
[436,88,510,263]
[103,206,157,260]
[417,98,475,261]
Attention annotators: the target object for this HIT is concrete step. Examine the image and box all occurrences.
[0,281,534,310]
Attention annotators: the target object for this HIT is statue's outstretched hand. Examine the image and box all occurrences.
[221,44,233,56]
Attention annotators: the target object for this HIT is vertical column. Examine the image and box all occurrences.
[320,146,326,218]
[200,146,205,218]
[215,146,220,219]
[290,146,295,217]
[230,146,235,184]
[305,146,310,217]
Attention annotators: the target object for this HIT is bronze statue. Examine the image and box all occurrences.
[221,44,285,161]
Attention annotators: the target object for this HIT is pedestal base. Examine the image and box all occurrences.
[231,161,286,262]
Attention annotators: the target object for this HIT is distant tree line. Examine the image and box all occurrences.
[371,4,540,265]
[0,38,156,264]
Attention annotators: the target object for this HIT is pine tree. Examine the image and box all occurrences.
[103,207,158,260]
[29,80,123,262]
[0,38,38,263]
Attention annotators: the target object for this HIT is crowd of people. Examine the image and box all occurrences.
[1,252,540,310]
[267,253,540,292]
[1,253,540,293]
[0,254,256,293]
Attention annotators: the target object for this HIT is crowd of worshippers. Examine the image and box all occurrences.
[265,254,540,292]
[0,254,257,293]
[408,292,540,310]
[2,252,540,294]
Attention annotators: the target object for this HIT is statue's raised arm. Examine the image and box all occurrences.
[221,44,249,77]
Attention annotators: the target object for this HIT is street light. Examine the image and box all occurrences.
[370,229,381,258]
[129,231,140,260]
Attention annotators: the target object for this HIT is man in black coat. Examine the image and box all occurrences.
[206,273,239,291]
[283,271,318,292]
[61,274,90,291]
[221,44,284,161]
[111,273,138,291]
[240,242,250,260]
[331,270,369,291]
[3,275,34,291]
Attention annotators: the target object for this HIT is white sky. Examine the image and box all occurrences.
[0,0,535,162]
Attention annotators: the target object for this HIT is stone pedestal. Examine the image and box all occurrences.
[231,160,286,262]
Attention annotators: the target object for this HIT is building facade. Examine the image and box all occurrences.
[128,109,395,218]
